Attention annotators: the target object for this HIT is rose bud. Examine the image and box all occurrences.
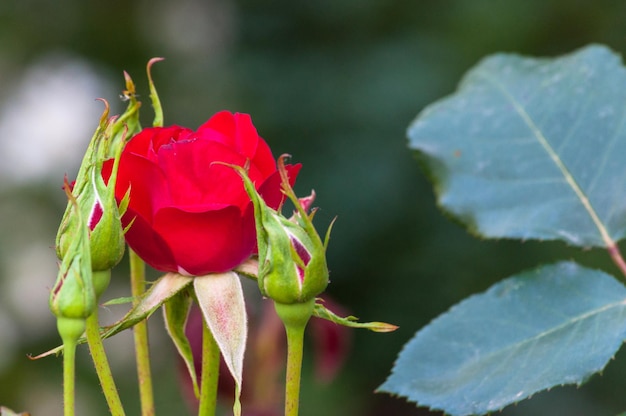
[108,111,301,276]
[50,182,96,342]
[232,155,333,305]
[56,95,138,274]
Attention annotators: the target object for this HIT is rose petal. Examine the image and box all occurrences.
[157,139,265,210]
[153,205,256,275]
[122,206,179,272]
[257,164,302,210]
[250,137,277,178]
[127,126,193,162]
[117,152,170,220]
[197,111,259,160]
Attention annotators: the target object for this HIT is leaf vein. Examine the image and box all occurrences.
[479,71,614,247]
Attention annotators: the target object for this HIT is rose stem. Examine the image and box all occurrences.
[62,337,77,416]
[129,249,155,416]
[85,305,126,416]
[283,323,306,416]
[198,319,220,416]
[274,301,314,416]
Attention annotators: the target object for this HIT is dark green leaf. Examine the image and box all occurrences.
[378,262,626,416]
[409,45,626,247]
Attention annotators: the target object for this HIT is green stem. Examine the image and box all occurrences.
[129,249,155,416]
[62,337,77,416]
[86,310,125,416]
[198,320,220,416]
[58,317,86,416]
[283,323,306,416]
[274,300,315,416]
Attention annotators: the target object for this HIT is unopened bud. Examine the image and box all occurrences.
[232,155,333,304]
[56,78,139,271]
[50,183,96,342]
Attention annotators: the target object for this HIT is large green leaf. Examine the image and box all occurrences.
[409,45,626,247]
[378,262,626,416]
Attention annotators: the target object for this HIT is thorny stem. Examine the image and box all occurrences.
[130,249,155,416]
[198,319,220,416]
[86,311,125,416]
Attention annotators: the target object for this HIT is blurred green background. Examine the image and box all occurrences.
[2,1,626,415]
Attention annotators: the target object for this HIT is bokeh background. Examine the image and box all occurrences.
[2,1,626,415]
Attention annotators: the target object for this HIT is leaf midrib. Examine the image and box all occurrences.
[478,71,614,248]
[453,296,626,383]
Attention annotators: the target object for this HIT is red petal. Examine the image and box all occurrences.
[152,205,256,275]
[116,152,170,222]
[197,111,260,160]
[258,163,302,210]
[122,207,179,272]
[88,200,103,231]
[126,126,193,162]
[156,139,265,210]
[251,136,278,178]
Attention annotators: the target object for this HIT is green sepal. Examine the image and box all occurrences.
[313,300,398,333]
[147,57,165,127]
[55,72,141,272]
[163,288,199,398]
[50,183,96,325]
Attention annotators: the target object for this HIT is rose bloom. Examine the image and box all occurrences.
[104,111,300,276]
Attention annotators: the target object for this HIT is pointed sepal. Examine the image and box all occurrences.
[313,300,398,333]
[163,288,200,398]
[193,272,247,415]
[56,72,141,273]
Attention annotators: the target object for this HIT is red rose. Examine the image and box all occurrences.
[106,111,300,276]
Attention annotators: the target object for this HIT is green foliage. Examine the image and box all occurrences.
[382,44,626,415]
[409,44,626,247]
[379,262,626,416]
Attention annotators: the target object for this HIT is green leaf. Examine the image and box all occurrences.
[409,44,626,247]
[163,288,198,398]
[378,262,626,416]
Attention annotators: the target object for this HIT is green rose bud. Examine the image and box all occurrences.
[50,182,96,340]
[232,155,334,304]
[56,79,139,272]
